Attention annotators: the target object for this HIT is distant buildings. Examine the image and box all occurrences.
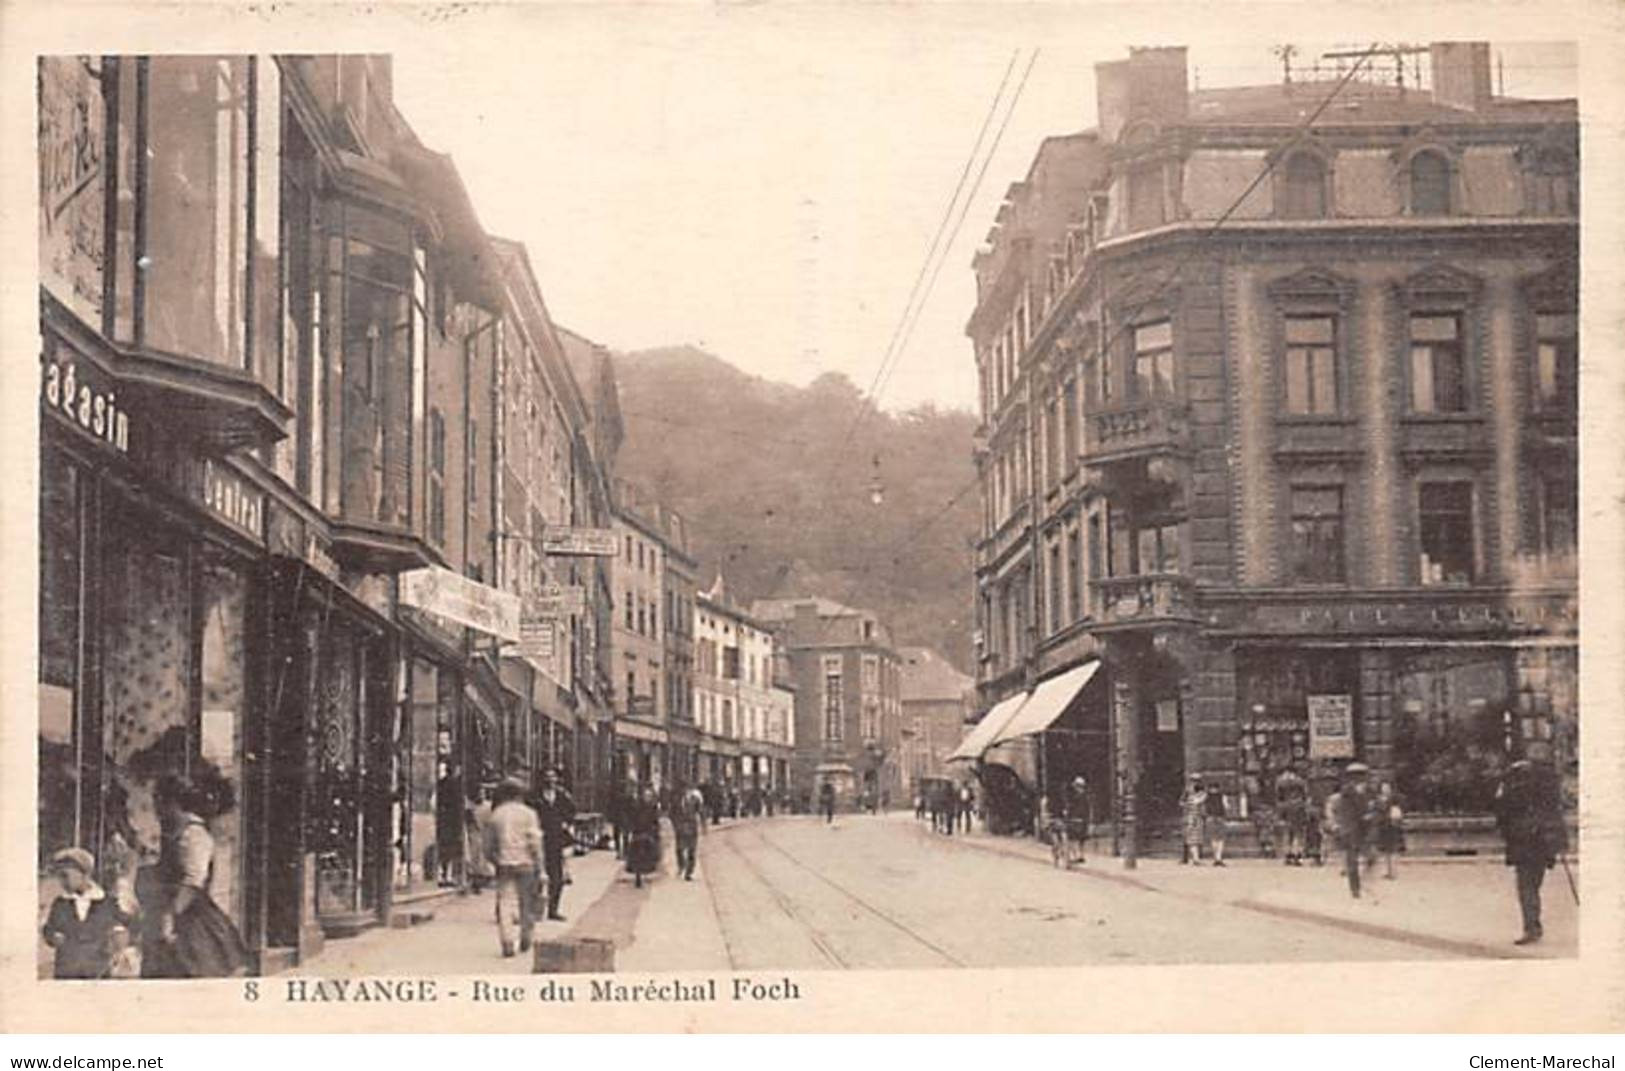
[753,597,904,808]
[965,43,1578,851]
[695,578,795,793]
[898,647,974,788]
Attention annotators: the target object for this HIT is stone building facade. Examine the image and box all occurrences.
[967,43,1578,850]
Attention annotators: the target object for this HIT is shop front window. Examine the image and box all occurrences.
[1393,649,1517,814]
[198,557,247,927]
[101,519,193,863]
[38,451,82,868]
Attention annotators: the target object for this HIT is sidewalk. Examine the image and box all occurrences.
[288,847,624,976]
[904,813,1578,959]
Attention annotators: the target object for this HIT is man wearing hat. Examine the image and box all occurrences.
[531,768,576,922]
[1495,744,1568,945]
[1333,763,1374,898]
[482,778,542,958]
[41,847,134,979]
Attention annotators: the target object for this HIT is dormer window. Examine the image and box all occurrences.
[1279,152,1328,219]
[1408,150,1453,216]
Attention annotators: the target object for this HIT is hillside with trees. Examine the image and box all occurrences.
[613,346,980,673]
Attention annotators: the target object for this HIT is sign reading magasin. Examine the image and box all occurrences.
[42,348,130,454]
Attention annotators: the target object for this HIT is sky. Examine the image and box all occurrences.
[391,12,1576,415]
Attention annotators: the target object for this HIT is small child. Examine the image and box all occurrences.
[41,847,134,980]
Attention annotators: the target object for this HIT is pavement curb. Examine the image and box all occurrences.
[912,821,1549,960]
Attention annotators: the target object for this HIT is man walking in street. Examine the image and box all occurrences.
[673,781,705,881]
[1065,775,1092,864]
[482,778,541,959]
[1496,745,1569,945]
[532,768,575,922]
[1334,763,1373,898]
[819,780,836,824]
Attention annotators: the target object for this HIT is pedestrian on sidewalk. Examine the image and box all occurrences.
[1373,781,1405,881]
[607,783,628,860]
[533,769,576,922]
[41,847,135,980]
[1065,775,1092,864]
[626,785,662,889]
[1276,765,1309,865]
[819,780,837,824]
[1180,777,1206,865]
[1495,746,1568,946]
[1204,780,1229,866]
[465,785,495,895]
[141,770,246,979]
[1333,763,1373,899]
[958,783,974,833]
[673,782,705,881]
[1246,773,1276,859]
[483,778,541,959]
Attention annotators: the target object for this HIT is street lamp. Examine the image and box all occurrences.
[868,453,884,506]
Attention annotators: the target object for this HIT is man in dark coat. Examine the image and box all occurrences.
[531,769,575,922]
[1333,763,1373,897]
[819,780,836,824]
[1496,751,1569,945]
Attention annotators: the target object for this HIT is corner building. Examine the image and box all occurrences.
[967,43,1578,852]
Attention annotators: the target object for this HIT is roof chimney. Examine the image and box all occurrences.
[1095,46,1189,144]
[1430,41,1493,111]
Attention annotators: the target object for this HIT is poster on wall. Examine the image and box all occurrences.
[1307,694,1355,759]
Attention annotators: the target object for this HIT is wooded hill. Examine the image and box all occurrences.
[613,345,979,673]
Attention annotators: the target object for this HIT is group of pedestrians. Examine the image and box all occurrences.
[914,780,976,835]
[42,769,244,980]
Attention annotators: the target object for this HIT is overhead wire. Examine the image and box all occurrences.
[826,49,1031,479]
[843,41,1386,574]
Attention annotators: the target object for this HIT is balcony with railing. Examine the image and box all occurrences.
[1081,400,1190,466]
[1089,573,1199,632]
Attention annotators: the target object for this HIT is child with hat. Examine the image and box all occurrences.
[41,847,135,980]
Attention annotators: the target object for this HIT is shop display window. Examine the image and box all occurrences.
[1393,649,1516,814]
[38,452,82,868]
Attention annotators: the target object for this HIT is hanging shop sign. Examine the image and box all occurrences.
[540,527,619,557]
[400,565,522,642]
[518,618,556,661]
[1306,694,1355,759]
[196,459,265,545]
[528,584,587,618]
[1155,698,1180,733]
[41,346,129,454]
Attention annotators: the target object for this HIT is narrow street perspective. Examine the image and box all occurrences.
[284,809,1575,976]
[33,32,1579,986]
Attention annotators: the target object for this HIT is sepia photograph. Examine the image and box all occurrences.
[6,0,1622,1037]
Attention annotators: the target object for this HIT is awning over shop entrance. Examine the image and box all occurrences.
[989,661,1101,747]
[947,691,1030,763]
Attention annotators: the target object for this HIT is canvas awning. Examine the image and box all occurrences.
[947,691,1030,763]
[988,661,1101,747]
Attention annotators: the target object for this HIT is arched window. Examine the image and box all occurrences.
[1409,151,1452,216]
[1279,152,1327,219]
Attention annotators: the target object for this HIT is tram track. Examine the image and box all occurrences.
[714,830,849,968]
[739,824,968,968]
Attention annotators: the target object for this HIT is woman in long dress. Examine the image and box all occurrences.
[625,786,662,889]
[140,772,246,978]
